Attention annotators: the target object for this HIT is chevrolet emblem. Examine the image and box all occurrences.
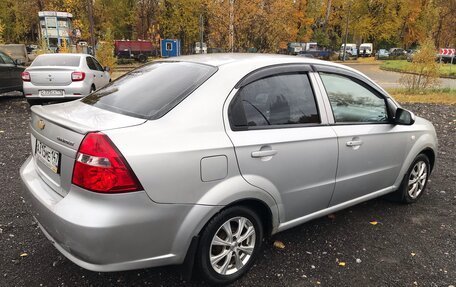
[37,119,46,130]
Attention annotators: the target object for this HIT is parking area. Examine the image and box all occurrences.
[0,96,455,286]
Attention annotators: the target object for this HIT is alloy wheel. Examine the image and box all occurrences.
[407,160,428,199]
[209,216,256,275]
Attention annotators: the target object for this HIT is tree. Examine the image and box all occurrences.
[400,38,440,91]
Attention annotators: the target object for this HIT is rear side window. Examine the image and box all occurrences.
[82,62,217,119]
[0,52,14,65]
[86,57,97,70]
[229,73,320,129]
[32,55,80,67]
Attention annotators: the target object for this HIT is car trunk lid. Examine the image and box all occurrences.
[28,66,77,86]
[30,101,147,197]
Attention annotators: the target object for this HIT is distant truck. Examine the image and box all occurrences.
[287,42,319,55]
[340,43,358,60]
[114,40,155,62]
[359,43,373,57]
[195,42,207,54]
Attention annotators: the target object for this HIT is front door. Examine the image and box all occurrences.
[225,69,338,222]
[319,73,409,206]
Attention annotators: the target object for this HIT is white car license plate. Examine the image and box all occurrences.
[39,90,64,97]
[35,139,60,173]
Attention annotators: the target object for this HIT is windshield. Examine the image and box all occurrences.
[82,61,218,119]
[32,55,81,67]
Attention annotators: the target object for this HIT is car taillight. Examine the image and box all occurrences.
[71,71,85,81]
[72,132,142,193]
[21,72,31,82]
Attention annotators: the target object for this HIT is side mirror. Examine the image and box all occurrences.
[14,59,25,66]
[104,66,110,72]
[395,108,415,125]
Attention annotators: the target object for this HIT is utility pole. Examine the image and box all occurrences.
[87,0,95,56]
[229,0,234,52]
[342,0,352,62]
[199,14,204,54]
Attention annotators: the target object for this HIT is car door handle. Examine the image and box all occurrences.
[251,150,277,158]
[346,140,363,147]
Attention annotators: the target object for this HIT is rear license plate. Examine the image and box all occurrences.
[39,90,64,97]
[35,139,60,173]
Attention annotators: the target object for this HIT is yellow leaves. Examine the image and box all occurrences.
[369,220,378,225]
[273,240,286,249]
[338,261,346,267]
[20,253,28,257]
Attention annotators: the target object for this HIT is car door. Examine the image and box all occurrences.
[317,71,409,206]
[92,57,110,87]
[0,52,22,92]
[225,66,338,222]
[85,56,103,89]
[0,55,8,92]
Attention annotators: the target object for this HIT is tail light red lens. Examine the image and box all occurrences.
[72,132,142,193]
[21,72,31,82]
[71,71,85,81]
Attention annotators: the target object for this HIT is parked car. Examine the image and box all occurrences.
[22,53,111,106]
[376,49,390,59]
[407,49,417,62]
[20,54,437,285]
[0,44,32,65]
[0,51,25,94]
[389,48,407,58]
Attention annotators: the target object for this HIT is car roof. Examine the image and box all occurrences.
[161,53,360,75]
[36,53,90,58]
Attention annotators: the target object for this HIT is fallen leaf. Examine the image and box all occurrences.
[411,252,416,257]
[273,240,285,249]
[338,262,346,267]
[20,253,28,257]
[369,221,378,225]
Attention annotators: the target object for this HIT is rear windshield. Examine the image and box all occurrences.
[31,55,81,67]
[82,61,218,119]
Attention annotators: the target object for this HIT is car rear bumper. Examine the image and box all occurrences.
[20,155,215,272]
[23,81,90,99]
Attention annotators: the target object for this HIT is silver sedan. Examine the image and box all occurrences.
[22,53,110,105]
[20,54,437,285]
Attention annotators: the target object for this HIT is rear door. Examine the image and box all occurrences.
[86,56,104,89]
[225,66,338,222]
[91,57,110,87]
[317,71,408,206]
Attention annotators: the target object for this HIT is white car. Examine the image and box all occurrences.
[22,53,111,105]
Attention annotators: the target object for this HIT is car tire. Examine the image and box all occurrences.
[196,206,264,285]
[90,85,96,93]
[388,154,431,203]
[27,99,41,106]
[138,54,147,63]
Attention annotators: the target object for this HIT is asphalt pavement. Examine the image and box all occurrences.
[0,96,455,286]
[343,63,456,90]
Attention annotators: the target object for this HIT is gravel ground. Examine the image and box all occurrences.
[0,96,455,287]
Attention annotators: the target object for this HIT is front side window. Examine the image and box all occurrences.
[230,73,320,129]
[320,73,388,123]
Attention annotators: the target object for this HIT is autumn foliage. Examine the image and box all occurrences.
[0,0,454,54]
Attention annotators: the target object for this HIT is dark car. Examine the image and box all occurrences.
[389,48,407,58]
[0,51,25,94]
